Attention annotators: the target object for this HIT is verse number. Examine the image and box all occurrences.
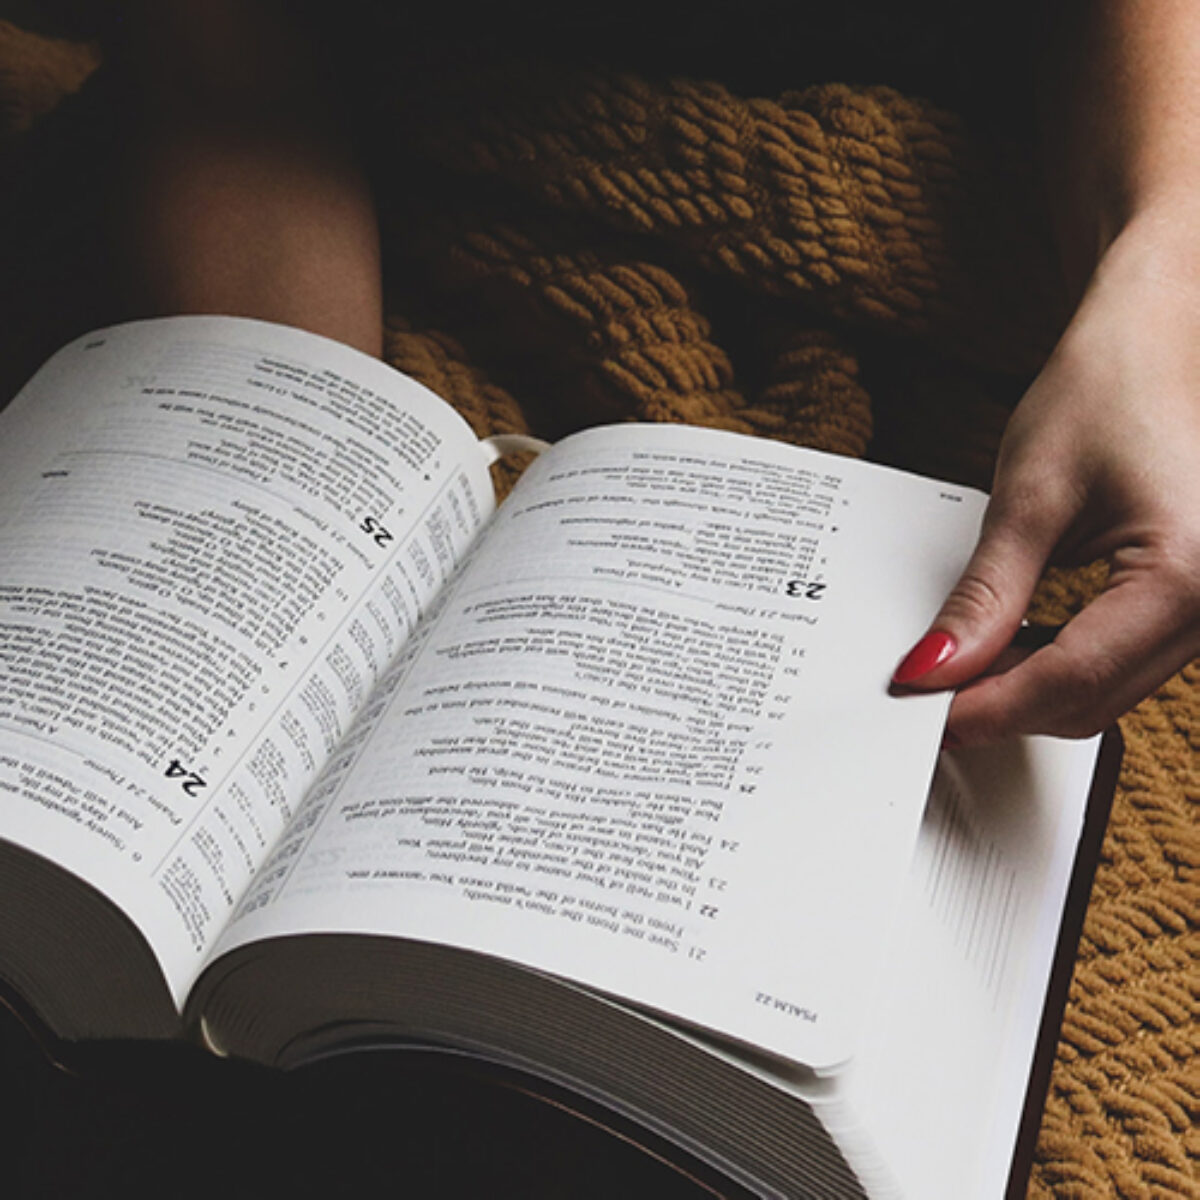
[784,579,825,600]
[165,759,207,796]
[360,515,394,549]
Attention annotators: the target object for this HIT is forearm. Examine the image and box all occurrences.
[1040,0,1200,295]
[108,1,382,356]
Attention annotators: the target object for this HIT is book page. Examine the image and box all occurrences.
[0,317,494,1005]
[213,424,986,1068]
[834,736,1100,1199]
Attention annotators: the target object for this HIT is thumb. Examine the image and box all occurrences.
[891,502,1059,691]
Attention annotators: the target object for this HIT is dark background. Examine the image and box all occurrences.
[1,999,733,1199]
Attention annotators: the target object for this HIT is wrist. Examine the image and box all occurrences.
[1080,193,1200,300]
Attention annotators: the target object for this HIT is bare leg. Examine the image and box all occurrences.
[109,1,382,357]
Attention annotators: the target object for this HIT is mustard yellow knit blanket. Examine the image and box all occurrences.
[1,18,1196,1197]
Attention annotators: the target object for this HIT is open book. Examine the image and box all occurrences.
[0,317,1112,1199]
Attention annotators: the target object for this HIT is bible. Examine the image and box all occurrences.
[0,316,1113,1199]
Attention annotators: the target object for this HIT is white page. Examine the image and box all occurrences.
[213,424,986,1068]
[0,317,494,1003]
[836,736,1100,1198]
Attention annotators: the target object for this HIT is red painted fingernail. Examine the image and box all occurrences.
[893,631,957,685]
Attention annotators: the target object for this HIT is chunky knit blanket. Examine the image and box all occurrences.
[1,18,1196,1198]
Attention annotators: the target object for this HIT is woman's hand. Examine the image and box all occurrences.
[893,210,1200,742]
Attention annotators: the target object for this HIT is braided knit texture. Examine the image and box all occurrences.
[1,20,1196,1198]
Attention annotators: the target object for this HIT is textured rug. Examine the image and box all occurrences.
[0,16,1196,1197]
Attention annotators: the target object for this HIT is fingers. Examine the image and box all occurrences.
[891,489,1069,693]
[944,572,1200,742]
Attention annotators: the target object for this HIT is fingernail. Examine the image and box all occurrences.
[893,631,957,685]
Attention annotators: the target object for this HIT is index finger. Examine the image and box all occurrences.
[944,576,1199,743]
